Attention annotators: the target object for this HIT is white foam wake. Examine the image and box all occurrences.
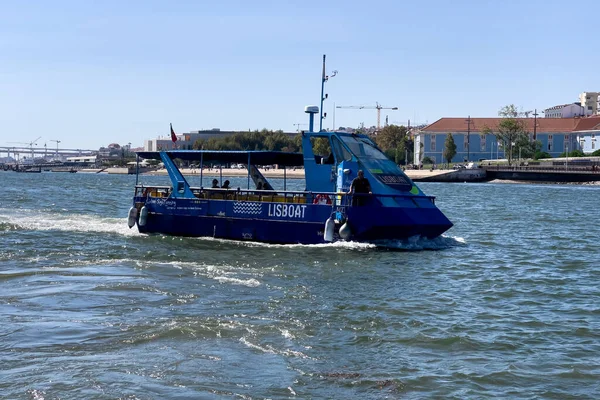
[372,234,466,250]
[0,208,137,236]
[188,235,464,251]
[189,236,377,250]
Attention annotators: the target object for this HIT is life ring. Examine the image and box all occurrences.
[313,193,332,205]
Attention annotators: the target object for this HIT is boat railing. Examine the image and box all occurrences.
[134,185,435,206]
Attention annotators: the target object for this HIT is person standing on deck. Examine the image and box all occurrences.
[348,170,372,206]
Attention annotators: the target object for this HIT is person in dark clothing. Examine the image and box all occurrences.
[349,170,372,206]
[211,179,219,188]
[221,180,230,189]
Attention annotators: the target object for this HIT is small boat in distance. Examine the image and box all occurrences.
[128,57,453,244]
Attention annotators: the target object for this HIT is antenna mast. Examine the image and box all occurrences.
[319,55,326,132]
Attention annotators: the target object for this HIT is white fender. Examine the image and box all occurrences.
[324,217,335,242]
[339,221,352,240]
[127,207,138,228]
[138,206,148,227]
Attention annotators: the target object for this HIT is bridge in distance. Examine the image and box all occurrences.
[0,146,97,160]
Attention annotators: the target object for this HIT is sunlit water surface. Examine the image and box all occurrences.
[1,172,599,399]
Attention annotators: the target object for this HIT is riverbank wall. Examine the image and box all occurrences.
[57,165,600,183]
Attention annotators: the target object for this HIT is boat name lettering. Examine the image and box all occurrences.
[147,198,177,207]
[376,174,409,185]
[267,204,307,219]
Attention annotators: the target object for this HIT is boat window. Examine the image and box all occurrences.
[310,137,331,157]
[331,136,352,162]
[340,135,388,160]
[339,135,412,191]
[310,136,332,164]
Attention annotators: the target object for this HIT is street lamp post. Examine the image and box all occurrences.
[465,115,472,162]
[533,109,538,141]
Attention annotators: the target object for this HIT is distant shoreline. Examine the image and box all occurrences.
[58,166,600,184]
[143,167,306,179]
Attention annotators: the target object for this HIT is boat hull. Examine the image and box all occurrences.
[134,197,453,244]
[138,213,327,244]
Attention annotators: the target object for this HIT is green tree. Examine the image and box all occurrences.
[481,104,530,166]
[193,130,302,152]
[534,151,552,160]
[375,125,408,152]
[311,137,331,156]
[396,142,405,164]
[559,149,585,158]
[513,136,541,161]
[443,133,457,165]
[499,104,520,118]
[422,156,434,165]
[264,130,290,151]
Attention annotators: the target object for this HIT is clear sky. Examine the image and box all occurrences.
[1,0,598,150]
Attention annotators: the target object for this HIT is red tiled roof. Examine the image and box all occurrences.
[422,117,594,133]
[574,115,600,131]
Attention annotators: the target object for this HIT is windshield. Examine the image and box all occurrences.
[339,135,412,191]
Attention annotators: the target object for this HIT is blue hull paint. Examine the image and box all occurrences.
[135,197,453,244]
[139,213,327,244]
[346,205,452,240]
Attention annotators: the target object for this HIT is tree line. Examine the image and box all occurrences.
[191,126,416,165]
[193,129,303,152]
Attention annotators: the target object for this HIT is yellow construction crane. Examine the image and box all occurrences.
[336,102,398,130]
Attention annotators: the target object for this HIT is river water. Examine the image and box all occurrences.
[1,172,598,399]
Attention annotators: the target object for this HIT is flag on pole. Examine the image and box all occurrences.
[170,123,178,143]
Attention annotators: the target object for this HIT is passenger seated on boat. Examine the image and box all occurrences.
[221,180,230,189]
[349,169,372,206]
[212,179,219,188]
[256,181,263,190]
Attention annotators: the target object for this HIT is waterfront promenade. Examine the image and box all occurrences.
[39,165,600,183]
[143,167,485,182]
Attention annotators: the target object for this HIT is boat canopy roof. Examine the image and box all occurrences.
[136,150,304,167]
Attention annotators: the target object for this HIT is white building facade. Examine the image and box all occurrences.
[544,103,585,118]
[579,92,600,116]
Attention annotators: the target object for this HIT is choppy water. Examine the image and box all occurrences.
[1,172,599,399]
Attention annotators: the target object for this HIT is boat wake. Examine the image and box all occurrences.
[189,236,377,250]
[188,235,464,251]
[0,208,137,236]
[370,234,466,251]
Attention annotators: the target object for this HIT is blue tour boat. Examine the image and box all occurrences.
[128,57,453,244]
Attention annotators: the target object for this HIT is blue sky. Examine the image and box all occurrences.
[1,0,598,149]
